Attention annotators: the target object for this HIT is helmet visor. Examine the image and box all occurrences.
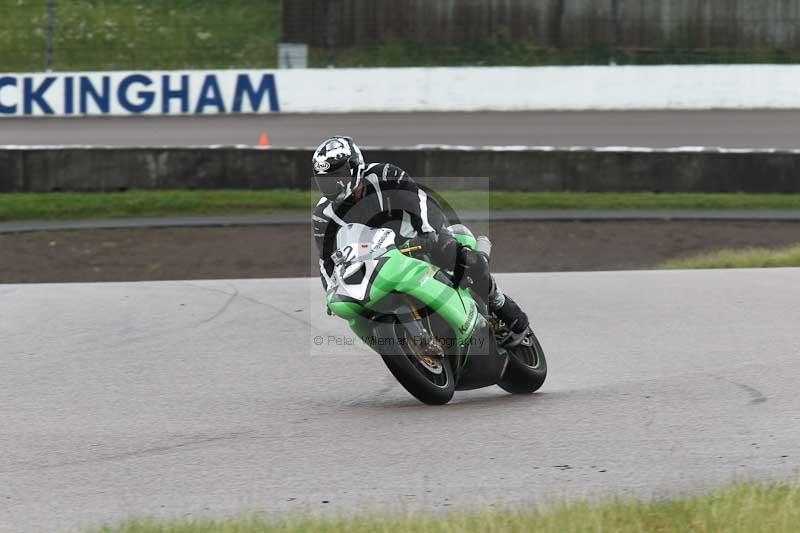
[314,164,351,199]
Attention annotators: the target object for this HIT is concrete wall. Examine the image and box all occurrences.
[0,71,279,118]
[283,0,800,50]
[272,65,800,112]
[2,146,799,193]
[6,66,800,118]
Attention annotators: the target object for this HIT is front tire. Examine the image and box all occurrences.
[497,330,547,394]
[376,321,455,405]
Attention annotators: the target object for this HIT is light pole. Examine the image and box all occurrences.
[45,0,55,71]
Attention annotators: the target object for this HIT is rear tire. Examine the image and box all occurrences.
[376,321,455,405]
[497,330,547,394]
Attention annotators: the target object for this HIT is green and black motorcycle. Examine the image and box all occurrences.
[326,222,547,405]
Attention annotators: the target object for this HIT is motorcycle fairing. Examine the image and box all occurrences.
[327,223,479,344]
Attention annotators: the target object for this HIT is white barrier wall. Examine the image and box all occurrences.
[0,70,279,117]
[2,65,800,117]
[279,65,800,112]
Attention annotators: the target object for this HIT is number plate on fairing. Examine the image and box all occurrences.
[331,224,395,302]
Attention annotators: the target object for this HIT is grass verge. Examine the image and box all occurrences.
[94,481,800,533]
[2,0,281,71]
[3,191,800,222]
[320,40,800,68]
[4,0,800,72]
[0,189,312,222]
[661,244,800,269]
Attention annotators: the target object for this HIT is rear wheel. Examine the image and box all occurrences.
[376,321,455,405]
[497,330,547,394]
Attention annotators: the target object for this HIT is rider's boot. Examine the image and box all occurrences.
[487,282,530,348]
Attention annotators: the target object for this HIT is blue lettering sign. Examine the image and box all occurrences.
[118,74,155,113]
[64,76,74,115]
[0,76,17,114]
[80,75,110,114]
[1,71,284,118]
[195,75,226,113]
[162,74,189,114]
[23,76,56,115]
[233,73,279,113]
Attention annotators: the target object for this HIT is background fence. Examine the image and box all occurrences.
[284,0,800,49]
[4,0,800,73]
[287,0,800,65]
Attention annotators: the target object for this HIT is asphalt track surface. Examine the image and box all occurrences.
[4,210,800,234]
[4,111,800,148]
[3,269,800,532]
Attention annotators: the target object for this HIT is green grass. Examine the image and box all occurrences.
[0,189,313,221]
[3,191,800,222]
[1,0,281,71]
[320,40,800,68]
[93,481,800,533]
[3,1,800,72]
[474,192,800,212]
[661,244,800,269]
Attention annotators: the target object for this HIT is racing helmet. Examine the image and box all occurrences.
[312,136,365,201]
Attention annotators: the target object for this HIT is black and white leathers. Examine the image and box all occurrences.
[312,162,461,291]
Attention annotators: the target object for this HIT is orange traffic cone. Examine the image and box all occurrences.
[258,132,270,148]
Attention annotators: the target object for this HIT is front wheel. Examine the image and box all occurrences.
[376,321,455,405]
[497,330,547,394]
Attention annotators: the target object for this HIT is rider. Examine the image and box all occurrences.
[312,135,530,347]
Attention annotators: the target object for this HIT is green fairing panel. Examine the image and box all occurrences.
[371,250,478,344]
[327,299,364,320]
[348,315,378,350]
[448,223,477,250]
[406,280,478,345]
[327,249,478,344]
[452,232,477,250]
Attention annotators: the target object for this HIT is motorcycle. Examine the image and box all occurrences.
[325,222,547,405]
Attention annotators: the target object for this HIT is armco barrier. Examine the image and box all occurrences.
[1,146,799,193]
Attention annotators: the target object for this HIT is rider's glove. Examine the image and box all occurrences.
[452,246,491,290]
[405,233,436,253]
[406,231,463,272]
[459,246,489,269]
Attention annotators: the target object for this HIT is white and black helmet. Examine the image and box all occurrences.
[312,136,365,201]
